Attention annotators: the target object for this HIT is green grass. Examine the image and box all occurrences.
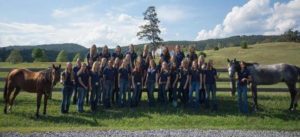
[0,92,299,132]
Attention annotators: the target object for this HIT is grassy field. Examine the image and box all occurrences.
[0,42,299,132]
[0,92,299,132]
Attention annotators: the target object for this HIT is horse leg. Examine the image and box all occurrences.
[251,83,258,111]
[43,94,48,115]
[287,83,296,111]
[8,87,21,112]
[36,93,42,118]
[4,84,14,114]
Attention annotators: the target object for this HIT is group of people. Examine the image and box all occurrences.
[60,44,250,114]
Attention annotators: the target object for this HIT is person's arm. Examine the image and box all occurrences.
[199,73,202,86]
[88,76,92,90]
[118,73,121,88]
[184,75,189,90]
[144,73,148,88]
[166,76,170,90]
[60,73,65,84]
[203,73,206,90]
[131,73,135,89]
[173,74,179,88]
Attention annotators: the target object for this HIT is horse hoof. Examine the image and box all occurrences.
[35,113,40,118]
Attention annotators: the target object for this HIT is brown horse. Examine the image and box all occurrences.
[3,64,61,117]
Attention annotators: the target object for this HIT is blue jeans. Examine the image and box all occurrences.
[132,82,142,107]
[189,82,200,107]
[98,79,104,105]
[146,81,155,106]
[206,83,217,109]
[90,85,100,112]
[77,87,87,112]
[61,86,73,113]
[119,79,129,107]
[170,86,178,107]
[104,80,113,108]
[158,83,168,104]
[238,84,248,113]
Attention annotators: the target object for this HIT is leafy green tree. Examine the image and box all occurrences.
[73,53,81,62]
[283,29,299,42]
[137,6,163,48]
[214,47,219,51]
[241,41,248,49]
[32,48,48,62]
[56,50,68,62]
[6,50,23,64]
[199,51,207,57]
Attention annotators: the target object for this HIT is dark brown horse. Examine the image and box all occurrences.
[3,64,61,117]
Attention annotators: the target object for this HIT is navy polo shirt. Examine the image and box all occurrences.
[205,68,217,85]
[170,69,178,84]
[132,69,142,83]
[126,51,137,64]
[87,53,98,62]
[112,52,123,59]
[147,68,157,82]
[62,71,73,86]
[160,53,170,63]
[187,52,198,62]
[73,66,80,85]
[77,72,89,88]
[159,70,170,83]
[91,72,100,87]
[190,68,200,82]
[103,67,115,81]
[99,52,111,60]
[119,68,129,80]
[175,51,185,68]
[179,68,189,84]
[238,68,250,86]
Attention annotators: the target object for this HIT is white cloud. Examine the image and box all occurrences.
[0,13,147,48]
[51,5,92,18]
[196,0,300,40]
[157,5,187,22]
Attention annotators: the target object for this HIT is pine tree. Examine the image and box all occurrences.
[137,6,163,48]
[6,50,23,64]
[56,50,68,62]
[32,48,46,62]
[73,53,81,62]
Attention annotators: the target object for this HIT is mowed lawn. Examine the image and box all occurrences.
[0,92,300,132]
[0,42,300,132]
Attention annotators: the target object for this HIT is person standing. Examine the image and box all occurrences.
[178,59,190,107]
[158,62,170,105]
[99,45,111,60]
[126,44,137,67]
[60,62,75,114]
[118,61,131,107]
[169,61,179,107]
[237,61,251,114]
[174,45,185,69]
[112,45,123,60]
[77,63,91,113]
[188,61,202,108]
[72,58,81,104]
[204,60,218,110]
[145,59,158,107]
[103,60,115,108]
[87,44,98,62]
[90,61,101,113]
[131,62,143,107]
[112,58,121,105]
[187,46,198,66]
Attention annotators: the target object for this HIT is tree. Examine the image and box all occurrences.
[6,50,23,64]
[73,53,81,62]
[241,41,248,49]
[32,48,48,62]
[137,6,163,48]
[56,50,68,62]
[283,29,299,42]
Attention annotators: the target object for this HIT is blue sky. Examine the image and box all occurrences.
[0,0,299,48]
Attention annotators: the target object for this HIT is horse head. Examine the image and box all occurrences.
[227,58,240,78]
[51,64,61,86]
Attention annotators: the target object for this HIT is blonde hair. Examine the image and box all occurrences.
[91,61,100,73]
[90,44,97,58]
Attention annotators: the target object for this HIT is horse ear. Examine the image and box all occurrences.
[58,64,61,69]
[52,64,55,68]
[234,58,236,62]
[227,58,230,63]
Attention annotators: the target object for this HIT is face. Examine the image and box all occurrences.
[66,63,72,70]
[116,47,121,52]
[175,45,180,52]
[76,59,81,66]
[227,59,238,78]
[108,60,113,67]
[192,61,197,68]
[129,45,134,52]
[82,63,87,71]
[52,64,61,85]
[162,62,168,70]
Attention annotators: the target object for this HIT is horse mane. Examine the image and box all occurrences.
[245,62,259,67]
[39,68,53,83]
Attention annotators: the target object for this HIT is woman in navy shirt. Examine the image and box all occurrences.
[189,61,202,108]
[204,59,218,110]
[118,61,131,107]
[174,45,185,68]
[112,45,123,60]
[112,58,121,106]
[158,61,170,105]
[90,61,100,112]
[98,58,107,105]
[77,63,91,113]
[60,62,75,114]
[169,61,179,107]
[103,60,115,108]
[126,44,137,67]
[72,58,81,104]
[237,61,251,114]
[178,59,190,107]
[131,62,143,107]
[160,46,171,64]
[86,44,98,62]
[145,59,158,107]
[187,46,198,66]
[100,45,111,60]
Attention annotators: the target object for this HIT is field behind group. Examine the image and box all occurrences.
[0,42,300,132]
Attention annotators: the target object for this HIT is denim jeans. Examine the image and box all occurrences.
[238,84,248,113]
[77,87,87,112]
[206,83,217,110]
[179,83,188,106]
[170,86,178,107]
[98,79,104,105]
[132,83,142,107]
[189,82,200,107]
[104,80,113,108]
[158,83,168,104]
[119,79,129,107]
[61,86,73,113]
[146,81,156,106]
[90,85,100,112]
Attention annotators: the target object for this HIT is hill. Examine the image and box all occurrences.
[202,42,300,67]
[4,43,87,53]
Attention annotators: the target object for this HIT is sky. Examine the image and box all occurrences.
[0,0,299,48]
